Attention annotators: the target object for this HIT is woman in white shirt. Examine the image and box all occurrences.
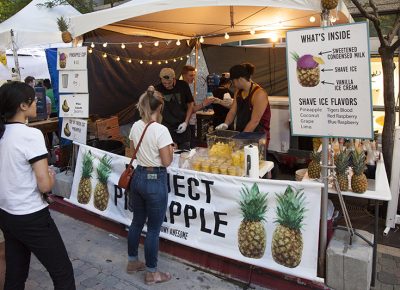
[0,82,75,290]
[127,86,174,285]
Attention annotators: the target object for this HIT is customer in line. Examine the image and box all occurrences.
[127,86,174,285]
[0,81,75,290]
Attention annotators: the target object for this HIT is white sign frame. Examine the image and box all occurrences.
[286,22,373,139]
[59,94,89,118]
[61,118,87,144]
[58,70,88,93]
[57,47,88,70]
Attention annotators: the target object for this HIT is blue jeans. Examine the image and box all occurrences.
[128,166,168,272]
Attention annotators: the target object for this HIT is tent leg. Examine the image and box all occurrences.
[10,30,21,81]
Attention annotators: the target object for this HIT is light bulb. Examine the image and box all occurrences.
[116,56,120,61]
[199,36,204,43]
[176,39,181,46]
[90,42,95,48]
[187,55,190,58]
[224,33,230,40]
[102,53,107,58]
[128,59,132,63]
[250,28,255,35]
[180,57,183,60]
[140,60,143,64]
[158,61,162,65]
[103,42,108,48]
[88,48,93,53]
[270,34,279,43]
[154,41,159,47]
[309,16,316,23]
[173,59,176,62]
[149,61,153,65]
[165,60,168,64]
[121,43,125,49]
[138,42,142,48]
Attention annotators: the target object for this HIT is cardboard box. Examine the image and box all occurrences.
[98,126,121,140]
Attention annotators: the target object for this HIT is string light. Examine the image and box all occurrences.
[149,61,153,65]
[309,16,316,23]
[270,33,279,43]
[173,59,176,62]
[88,48,93,53]
[102,53,107,58]
[224,33,230,40]
[116,56,120,61]
[250,28,256,35]
[90,42,95,48]
[128,59,132,63]
[165,60,168,64]
[187,55,190,58]
[138,42,143,48]
[157,61,162,65]
[139,60,143,64]
[180,57,183,60]
[121,43,125,49]
[176,39,181,46]
[103,42,108,48]
[199,36,204,43]
[154,41,159,47]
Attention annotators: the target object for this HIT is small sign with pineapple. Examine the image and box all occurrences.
[57,47,88,71]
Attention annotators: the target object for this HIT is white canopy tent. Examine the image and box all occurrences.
[68,0,352,45]
[0,0,80,50]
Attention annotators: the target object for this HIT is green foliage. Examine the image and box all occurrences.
[335,150,350,175]
[81,150,94,178]
[239,183,268,222]
[310,150,321,162]
[351,150,366,175]
[274,186,306,230]
[290,51,300,62]
[38,0,95,13]
[0,0,31,23]
[96,154,112,184]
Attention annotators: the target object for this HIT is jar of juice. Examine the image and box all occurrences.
[210,164,220,174]
[219,164,228,175]
[227,165,237,176]
[201,161,211,173]
[232,152,241,166]
[191,159,201,171]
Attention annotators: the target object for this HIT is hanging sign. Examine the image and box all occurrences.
[59,94,89,118]
[57,47,87,70]
[67,144,323,282]
[61,117,87,144]
[58,70,88,93]
[286,22,373,139]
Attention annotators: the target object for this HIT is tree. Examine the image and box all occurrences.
[38,0,95,13]
[351,0,400,181]
[0,0,31,22]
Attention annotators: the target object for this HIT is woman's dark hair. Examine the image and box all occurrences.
[43,79,52,89]
[229,62,256,81]
[0,82,35,139]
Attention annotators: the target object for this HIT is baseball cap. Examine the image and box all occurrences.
[160,68,175,80]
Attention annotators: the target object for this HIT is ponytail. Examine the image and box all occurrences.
[136,86,164,123]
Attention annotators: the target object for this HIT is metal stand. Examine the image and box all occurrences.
[10,29,21,81]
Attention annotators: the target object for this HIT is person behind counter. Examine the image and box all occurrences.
[211,75,234,129]
[127,86,174,285]
[216,63,271,148]
[156,68,194,150]
[0,81,75,290]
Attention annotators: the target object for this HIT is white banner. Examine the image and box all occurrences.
[58,70,88,93]
[59,94,89,118]
[286,22,373,139]
[57,47,87,70]
[61,118,87,144]
[67,144,322,282]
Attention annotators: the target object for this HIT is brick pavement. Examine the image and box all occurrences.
[372,246,400,290]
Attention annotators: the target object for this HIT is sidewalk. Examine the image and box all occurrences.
[373,245,400,290]
[25,210,269,290]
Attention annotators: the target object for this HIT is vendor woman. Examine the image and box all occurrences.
[216,63,271,148]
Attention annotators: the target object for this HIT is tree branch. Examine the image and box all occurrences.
[387,13,400,44]
[350,0,387,46]
[391,38,400,53]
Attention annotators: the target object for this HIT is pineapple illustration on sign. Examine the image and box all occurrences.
[351,149,368,193]
[94,154,112,211]
[334,150,350,192]
[291,52,324,87]
[237,183,268,259]
[62,99,70,112]
[63,123,71,137]
[77,151,94,204]
[307,150,321,179]
[271,186,306,268]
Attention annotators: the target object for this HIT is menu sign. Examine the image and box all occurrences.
[58,70,88,93]
[286,22,373,139]
[61,117,87,144]
[59,94,89,118]
[57,47,87,70]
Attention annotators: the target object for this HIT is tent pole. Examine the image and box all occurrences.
[194,40,199,99]
[10,30,21,81]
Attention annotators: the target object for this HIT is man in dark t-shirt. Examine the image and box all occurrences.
[156,68,194,150]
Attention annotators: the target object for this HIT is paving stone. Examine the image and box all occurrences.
[379,272,399,285]
[379,257,397,267]
[102,275,120,287]
[83,267,100,278]
[381,284,394,290]
[394,285,400,290]
[81,277,102,288]
[381,265,398,274]
[393,256,400,263]
[381,254,395,260]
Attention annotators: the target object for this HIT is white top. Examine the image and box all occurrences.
[129,120,173,167]
[0,123,48,215]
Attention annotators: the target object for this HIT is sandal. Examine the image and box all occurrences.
[126,260,146,274]
[145,271,172,285]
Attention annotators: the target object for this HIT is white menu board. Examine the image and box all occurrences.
[61,117,87,144]
[57,47,87,70]
[59,94,89,118]
[58,70,88,93]
[286,22,373,139]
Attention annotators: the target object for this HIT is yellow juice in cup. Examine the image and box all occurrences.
[201,161,211,173]
[191,159,201,171]
[227,166,237,176]
[232,152,241,166]
[219,164,228,175]
[210,164,220,174]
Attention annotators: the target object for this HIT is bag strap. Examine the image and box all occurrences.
[128,121,155,167]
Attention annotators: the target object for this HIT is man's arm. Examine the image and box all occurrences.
[243,90,269,132]
[224,94,238,126]
[185,102,194,124]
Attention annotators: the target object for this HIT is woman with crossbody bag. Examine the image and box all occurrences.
[126,86,174,285]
